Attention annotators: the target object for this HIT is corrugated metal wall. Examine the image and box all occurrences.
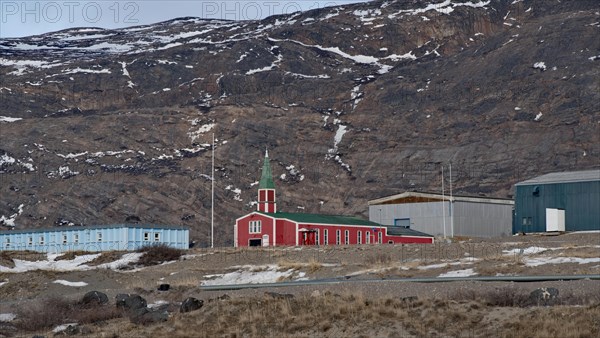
[369,201,513,238]
[514,181,600,233]
[369,202,451,237]
[453,202,513,237]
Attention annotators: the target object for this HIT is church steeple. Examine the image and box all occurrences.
[257,150,276,213]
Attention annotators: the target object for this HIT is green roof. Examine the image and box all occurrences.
[258,211,380,226]
[257,211,434,237]
[259,151,276,189]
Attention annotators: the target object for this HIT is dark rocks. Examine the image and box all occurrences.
[116,294,147,311]
[529,287,560,306]
[81,291,109,306]
[129,308,169,324]
[157,284,170,291]
[264,292,294,300]
[180,297,204,313]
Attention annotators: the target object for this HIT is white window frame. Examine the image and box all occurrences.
[5,238,10,248]
[62,234,68,244]
[366,231,370,244]
[357,231,362,244]
[249,220,262,234]
[336,230,341,245]
[378,231,383,244]
[344,230,350,245]
[28,237,33,246]
[323,229,328,245]
[97,232,102,242]
[154,233,160,242]
[144,232,149,241]
[39,236,45,245]
[315,229,320,246]
[74,234,79,243]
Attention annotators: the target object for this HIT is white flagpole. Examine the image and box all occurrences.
[450,163,454,238]
[211,132,215,249]
[442,165,446,238]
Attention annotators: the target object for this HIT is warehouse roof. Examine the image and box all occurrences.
[0,224,188,235]
[368,191,513,206]
[515,169,600,186]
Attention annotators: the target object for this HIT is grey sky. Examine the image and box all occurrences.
[0,0,369,38]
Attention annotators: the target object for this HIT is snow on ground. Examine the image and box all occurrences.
[52,323,78,333]
[0,280,7,287]
[0,252,144,273]
[201,264,304,286]
[416,259,478,270]
[0,313,17,322]
[503,246,548,255]
[533,62,547,71]
[53,279,88,287]
[148,300,169,309]
[438,268,478,278]
[188,123,215,142]
[0,116,22,122]
[524,257,600,267]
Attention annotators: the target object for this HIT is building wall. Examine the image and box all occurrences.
[0,226,189,252]
[514,181,600,233]
[275,219,296,246]
[454,201,513,237]
[236,214,275,247]
[295,223,433,245]
[370,201,513,238]
[369,202,452,237]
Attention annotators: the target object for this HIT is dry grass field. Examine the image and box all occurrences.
[1,232,599,337]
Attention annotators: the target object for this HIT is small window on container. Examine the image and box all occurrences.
[39,236,45,245]
[154,233,160,242]
[97,232,102,242]
[74,234,79,243]
[28,237,33,246]
[144,232,149,241]
[63,234,68,244]
[5,238,10,248]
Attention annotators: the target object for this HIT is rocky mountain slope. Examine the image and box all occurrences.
[0,0,598,244]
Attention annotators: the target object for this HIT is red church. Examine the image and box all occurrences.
[234,152,434,247]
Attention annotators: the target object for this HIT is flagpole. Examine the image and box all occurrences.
[449,163,454,238]
[211,132,214,249]
[442,165,446,238]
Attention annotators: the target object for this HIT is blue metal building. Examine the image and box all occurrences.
[0,224,189,253]
[513,170,600,233]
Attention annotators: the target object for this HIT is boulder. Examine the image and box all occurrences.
[180,297,204,313]
[529,287,559,306]
[116,294,147,311]
[157,284,170,291]
[81,291,109,305]
[130,309,169,324]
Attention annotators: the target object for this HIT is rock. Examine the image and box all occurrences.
[400,296,418,303]
[81,291,109,305]
[116,294,147,311]
[529,287,559,306]
[264,292,294,300]
[180,297,204,313]
[208,294,230,302]
[130,309,169,324]
[157,284,170,291]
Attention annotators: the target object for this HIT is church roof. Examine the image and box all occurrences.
[259,151,276,189]
[256,211,434,238]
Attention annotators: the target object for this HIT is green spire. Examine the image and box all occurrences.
[259,150,276,189]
